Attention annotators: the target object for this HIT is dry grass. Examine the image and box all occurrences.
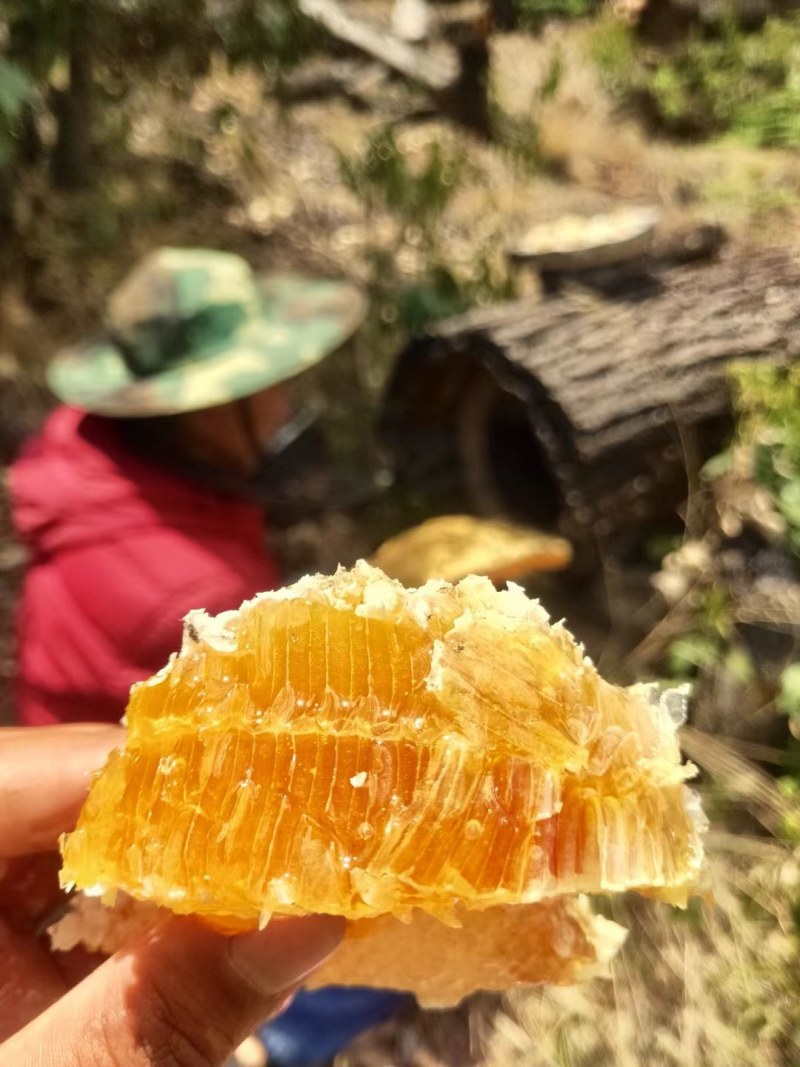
[484,842,800,1067]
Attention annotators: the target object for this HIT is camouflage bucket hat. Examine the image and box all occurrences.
[48,248,367,417]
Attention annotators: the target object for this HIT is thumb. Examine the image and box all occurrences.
[1,912,345,1067]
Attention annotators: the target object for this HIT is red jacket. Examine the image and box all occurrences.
[10,406,280,726]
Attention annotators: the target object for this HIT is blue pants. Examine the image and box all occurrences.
[259,987,410,1066]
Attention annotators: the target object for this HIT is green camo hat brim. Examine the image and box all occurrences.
[47,277,367,417]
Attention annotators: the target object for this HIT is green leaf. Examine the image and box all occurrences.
[0,59,34,122]
[701,449,732,481]
[724,647,755,685]
[395,267,468,334]
[752,441,784,495]
[537,52,563,103]
[778,478,800,529]
[778,775,800,798]
[643,533,682,564]
[778,663,800,717]
[667,634,721,676]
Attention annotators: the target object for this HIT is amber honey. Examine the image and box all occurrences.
[60,563,704,926]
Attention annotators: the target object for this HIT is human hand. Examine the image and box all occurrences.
[0,725,345,1066]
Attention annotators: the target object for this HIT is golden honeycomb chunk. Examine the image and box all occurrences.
[60,562,703,955]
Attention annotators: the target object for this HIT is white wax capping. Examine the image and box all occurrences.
[684,787,710,836]
[183,608,238,653]
[638,681,691,729]
[661,683,691,727]
[355,578,401,618]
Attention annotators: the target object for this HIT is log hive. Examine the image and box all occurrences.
[381,252,800,549]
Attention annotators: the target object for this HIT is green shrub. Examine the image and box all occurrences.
[516,0,602,30]
[728,363,800,556]
[338,127,462,242]
[590,15,638,90]
[0,57,34,168]
[338,126,511,335]
[591,13,800,145]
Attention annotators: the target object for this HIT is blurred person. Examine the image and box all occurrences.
[0,723,345,1067]
[10,248,365,727]
[9,248,408,1066]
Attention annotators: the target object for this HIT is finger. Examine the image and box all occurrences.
[1,912,345,1067]
[0,892,106,1041]
[0,725,124,858]
[0,915,68,1042]
[0,906,107,1040]
[0,854,64,933]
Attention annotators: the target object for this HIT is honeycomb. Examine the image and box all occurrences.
[307,898,627,1006]
[51,892,626,1008]
[370,513,573,586]
[60,562,704,933]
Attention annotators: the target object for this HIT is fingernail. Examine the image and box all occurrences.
[228,914,345,995]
